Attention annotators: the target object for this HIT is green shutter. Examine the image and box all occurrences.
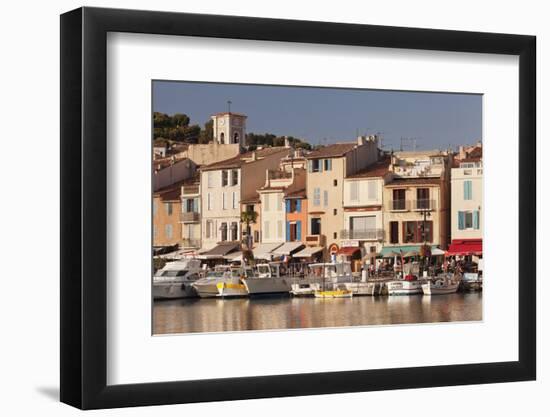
[296,221,302,241]
[458,211,465,230]
[473,210,480,229]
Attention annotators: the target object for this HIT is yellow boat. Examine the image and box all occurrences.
[216,281,248,297]
[313,289,353,298]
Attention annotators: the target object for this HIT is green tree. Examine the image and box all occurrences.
[240,210,258,251]
[198,119,214,144]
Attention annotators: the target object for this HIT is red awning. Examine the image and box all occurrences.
[337,246,361,257]
[446,239,483,256]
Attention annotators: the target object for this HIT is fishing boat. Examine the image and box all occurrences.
[460,272,483,291]
[192,265,248,298]
[387,274,423,295]
[243,262,292,295]
[290,281,320,296]
[311,262,353,299]
[153,258,202,299]
[422,275,460,295]
[216,266,254,298]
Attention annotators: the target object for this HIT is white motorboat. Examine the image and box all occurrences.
[308,262,354,299]
[216,266,254,298]
[422,276,460,295]
[387,276,423,295]
[153,258,202,299]
[345,281,387,296]
[192,265,249,298]
[290,282,321,296]
[243,262,292,295]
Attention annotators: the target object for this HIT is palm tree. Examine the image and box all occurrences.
[240,210,258,251]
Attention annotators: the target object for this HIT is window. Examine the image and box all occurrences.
[231,169,239,186]
[324,159,332,171]
[222,170,228,187]
[205,220,212,239]
[222,192,226,209]
[207,172,213,188]
[165,202,173,216]
[313,188,321,206]
[333,232,337,239]
[458,210,480,230]
[367,181,377,200]
[254,230,259,243]
[220,222,228,241]
[403,221,433,243]
[233,132,240,143]
[390,221,399,244]
[230,222,238,241]
[392,189,406,210]
[350,182,359,202]
[184,198,197,213]
[333,208,337,215]
[246,204,254,213]
[165,224,173,239]
[310,159,321,173]
[264,221,270,239]
[333,179,338,186]
[323,190,328,207]
[311,218,321,235]
[277,220,283,239]
[464,211,473,229]
[264,194,270,211]
[417,188,430,209]
[232,192,237,209]
[207,193,212,210]
[220,132,225,144]
[463,180,473,200]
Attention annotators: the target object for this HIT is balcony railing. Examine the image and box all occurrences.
[180,211,200,222]
[305,234,325,247]
[389,199,410,211]
[413,199,436,211]
[181,238,201,248]
[340,229,384,240]
[182,185,200,195]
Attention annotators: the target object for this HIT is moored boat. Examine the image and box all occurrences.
[422,276,460,295]
[243,262,292,295]
[153,258,202,299]
[387,275,423,295]
[313,288,353,298]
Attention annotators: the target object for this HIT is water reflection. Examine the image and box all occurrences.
[153,293,482,335]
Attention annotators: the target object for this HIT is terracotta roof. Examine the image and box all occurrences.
[305,142,357,159]
[201,147,288,171]
[347,157,391,179]
[154,180,186,201]
[386,177,441,187]
[285,188,306,198]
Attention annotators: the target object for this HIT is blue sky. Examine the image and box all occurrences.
[153,80,482,151]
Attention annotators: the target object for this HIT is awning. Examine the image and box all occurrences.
[197,242,240,259]
[252,242,283,260]
[380,245,439,257]
[293,246,323,258]
[447,239,482,256]
[337,246,362,257]
[272,242,305,256]
[223,251,243,262]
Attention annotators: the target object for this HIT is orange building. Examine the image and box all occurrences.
[284,189,307,243]
[153,182,183,247]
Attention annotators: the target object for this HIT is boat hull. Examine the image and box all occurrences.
[344,282,387,296]
[422,281,459,295]
[244,277,292,295]
[192,282,220,298]
[314,290,353,298]
[217,282,248,297]
[153,282,197,299]
[387,280,423,295]
[291,282,320,296]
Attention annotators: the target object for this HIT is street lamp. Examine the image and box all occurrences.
[419,207,431,273]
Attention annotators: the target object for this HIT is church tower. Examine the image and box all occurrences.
[211,111,247,148]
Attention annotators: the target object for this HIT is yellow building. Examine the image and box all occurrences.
[305,136,380,260]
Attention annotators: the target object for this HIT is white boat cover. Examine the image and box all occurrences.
[272,242,305,256]
[293,246,323,258]
[252,242,284,259]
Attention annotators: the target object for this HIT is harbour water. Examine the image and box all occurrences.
[153,292,482,335]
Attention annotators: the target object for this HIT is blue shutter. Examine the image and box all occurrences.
[285,199,291,213]
[458,211,465,230]
[473,210,480,229]
[296,220,302,241]
[286,222,291,241]
[296,199,301,213]
[327,159,332,171]
[463,181,472,200]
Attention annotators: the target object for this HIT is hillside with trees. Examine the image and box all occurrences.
[153,112,311,150]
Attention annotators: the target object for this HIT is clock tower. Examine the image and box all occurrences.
[211,111,247,148]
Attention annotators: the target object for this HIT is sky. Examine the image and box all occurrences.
[153,80,482,151]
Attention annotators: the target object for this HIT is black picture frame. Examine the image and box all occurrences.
[60,6,536,410]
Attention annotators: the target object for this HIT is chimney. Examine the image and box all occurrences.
[357,135,366,146]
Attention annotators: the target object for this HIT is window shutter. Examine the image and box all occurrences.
[328,159,332,170]
[463,180,472,200]
[296,199,301,213]
[319,160,323,173]
[473,210,480,229]
[285,199,291,213]
[308,160,313,173]
[458,211,465,230]
[296,220,302,241]
[286,222,291,241]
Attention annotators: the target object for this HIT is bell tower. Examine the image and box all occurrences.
[211,104,247,148]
